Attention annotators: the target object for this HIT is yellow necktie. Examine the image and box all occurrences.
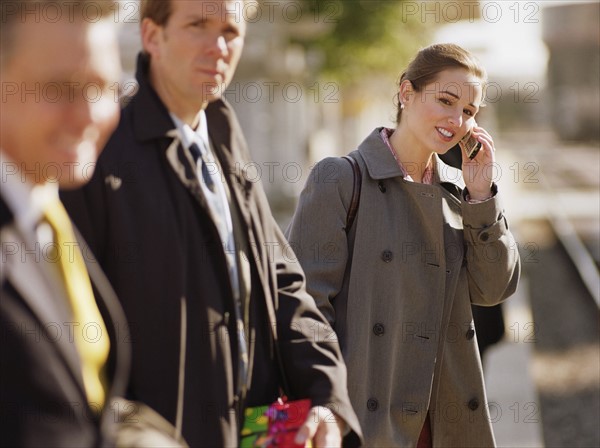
[44,198,110,408]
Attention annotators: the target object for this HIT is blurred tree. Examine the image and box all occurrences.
[294,0,436,85]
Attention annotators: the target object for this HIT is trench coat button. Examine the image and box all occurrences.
[381,250,393,263]
[378,181,386,193]
[373,323,385,336]
[479,231,490,242]
[468,398,480,411]
[367,398,379,411]
[466,327,475,340]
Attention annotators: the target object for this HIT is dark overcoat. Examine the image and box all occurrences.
[61,55,361,447]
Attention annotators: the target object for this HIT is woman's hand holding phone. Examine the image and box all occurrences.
[460,123,496,201]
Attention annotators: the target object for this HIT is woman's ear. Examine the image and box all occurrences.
[399,79,415,107]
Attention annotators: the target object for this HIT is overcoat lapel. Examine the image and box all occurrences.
[206,105,276,315]
[164,129,210,212]
[205,104,283,398]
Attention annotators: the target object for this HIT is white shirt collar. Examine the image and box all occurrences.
[0,151,59,231]
[170,110,210,149]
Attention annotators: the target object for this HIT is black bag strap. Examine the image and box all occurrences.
[342,155,362,233]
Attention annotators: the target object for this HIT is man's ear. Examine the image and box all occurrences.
[141,18,161,58]
[399,79,415,106]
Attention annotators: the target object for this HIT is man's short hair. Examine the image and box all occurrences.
[1,0,117,65]
[140,0,251,27]
[140,0,172,26]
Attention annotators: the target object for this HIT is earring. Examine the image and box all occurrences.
[400,103,405,110]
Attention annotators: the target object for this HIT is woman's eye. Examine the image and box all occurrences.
[464,109,474,116]
[439,98,451,105]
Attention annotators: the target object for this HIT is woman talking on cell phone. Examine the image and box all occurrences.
[286,43,520,447]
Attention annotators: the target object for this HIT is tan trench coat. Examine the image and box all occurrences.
[286,128,521,447]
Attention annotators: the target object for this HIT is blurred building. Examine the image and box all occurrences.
[225,3,341,215]
[542,2,600,141]
[117,1,600,221]
[434,1,550,136]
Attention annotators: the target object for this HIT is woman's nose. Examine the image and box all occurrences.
[448,112,463,128]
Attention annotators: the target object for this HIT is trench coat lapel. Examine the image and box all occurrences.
[205,101,277,330]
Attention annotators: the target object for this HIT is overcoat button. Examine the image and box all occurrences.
[466,328,475,340]
[381,250,393,263]
[468,398,480,411]
[367,398,379,411]
[480,232,490,242]
[378,181,386,193]
[373,323,385,336]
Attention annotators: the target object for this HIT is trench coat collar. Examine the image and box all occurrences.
[131,52,177,143]
[358,127,464,187]
[357,128,403,180]
[434,153,465,188]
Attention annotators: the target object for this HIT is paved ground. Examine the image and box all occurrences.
[485,275,545,448]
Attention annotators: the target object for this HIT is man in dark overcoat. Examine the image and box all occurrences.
[61,0,361,446]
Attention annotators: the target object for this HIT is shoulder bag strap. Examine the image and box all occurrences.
[342,155,362,233]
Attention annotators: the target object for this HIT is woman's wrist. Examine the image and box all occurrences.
[464,184,496,203]
[468,192,493,202]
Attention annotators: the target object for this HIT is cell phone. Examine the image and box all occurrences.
[459,130,482,160]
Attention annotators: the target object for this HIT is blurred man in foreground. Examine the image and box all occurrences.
[1,1,128,445]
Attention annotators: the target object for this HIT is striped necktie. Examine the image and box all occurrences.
[43,198,110,408]
[188,141,216,192]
